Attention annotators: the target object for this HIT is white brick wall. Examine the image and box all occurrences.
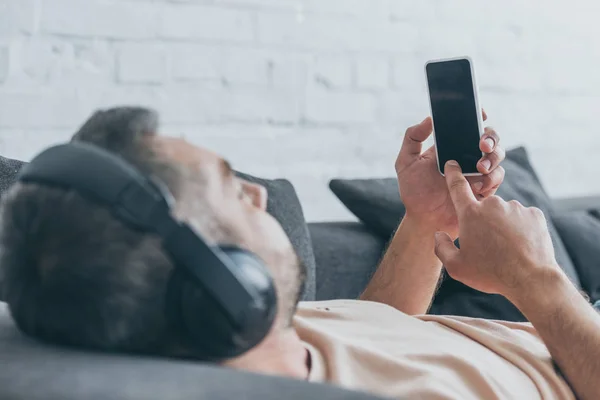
[1,0,600,221]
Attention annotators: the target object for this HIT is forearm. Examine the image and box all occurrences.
[360,216,443,315]
[510,269,600,400]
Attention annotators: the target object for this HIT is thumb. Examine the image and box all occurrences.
[434,231,460,266]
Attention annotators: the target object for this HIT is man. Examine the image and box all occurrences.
[1,107,598,399]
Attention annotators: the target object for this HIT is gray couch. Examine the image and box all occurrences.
[1,197,598,400]
[2,145,600,399]
[0,220,392,400]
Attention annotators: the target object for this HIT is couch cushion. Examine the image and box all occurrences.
[309,222,386,300]
[0,156,316,301]
[552,211,600,302]
[329,178,403,239]
[0,303,383,400]
[330,147,580,321]
[0,156,24,196]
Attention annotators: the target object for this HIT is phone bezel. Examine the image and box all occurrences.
[424,56,484,177]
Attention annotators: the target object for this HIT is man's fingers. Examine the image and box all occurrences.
[398,117,433,164]
[480,127,499,153]
[434,231,460,266]
[444,161,477,214]
[480,166,505,193]
[482,109,488,122]
[477,145,505,174]
[469,166,505,194]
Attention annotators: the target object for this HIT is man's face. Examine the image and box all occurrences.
[154,136,305,325]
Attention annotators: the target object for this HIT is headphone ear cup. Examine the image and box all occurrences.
[166,268,238,360]
[214,246,277,350]
[167,246,277,361]
[179,276,242,360]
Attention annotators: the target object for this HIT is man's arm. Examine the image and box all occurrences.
[360,216,442,315]
[509,269,600,400]
[435,161,600,400]
[366,114,504,314]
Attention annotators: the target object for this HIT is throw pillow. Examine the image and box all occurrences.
[330,147,581,321]
[552,211,600,302]
[329,177,403,239]
[237,172,316,301]
[330,147,579,286]
[0,156,316,302]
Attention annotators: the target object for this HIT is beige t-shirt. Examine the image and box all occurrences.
[294,300,575,400]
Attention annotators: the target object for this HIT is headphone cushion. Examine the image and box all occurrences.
[171,246,277,360]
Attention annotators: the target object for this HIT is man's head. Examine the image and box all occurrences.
[0,107,305,359]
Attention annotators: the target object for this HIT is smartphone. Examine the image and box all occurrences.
[425,56,484,176]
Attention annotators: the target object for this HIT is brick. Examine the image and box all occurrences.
[177,125,395,176]
[311,56,352,89]
[257,13,419,52]
[304,89,376,123]
[388,0,437,22]
[375,91,430,129]
[225,50,273,85]
[477,57,544,94]
[391,57,426,90]
[302,0,388,18]
[0,89,95,128]
[356,57,389,89]
[159,4,254,42]
[434,0,532,27]
[210,0,388,16]
[0,129,68,161]
[170,45,268,85]
[117,44,166,84]
[200,0,299,10]
[269,53,309,88]
[40,0,158,39]
[220,87,300,123]
[0,0,37,36]
[0,0,10,36]
[0,46,8,83]
[170,45,309,88]
[17,38,114,86]
[87,86,166,117]
[155,87,299,124]
[417,23,479,61]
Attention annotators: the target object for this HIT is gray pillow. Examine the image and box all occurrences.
[0,156,316,302]
[329,147,580,287]
[237,172,316,301]
[329,147,581,321]
[552,211,600,302]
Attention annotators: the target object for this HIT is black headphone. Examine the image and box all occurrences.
[17,142,277,360]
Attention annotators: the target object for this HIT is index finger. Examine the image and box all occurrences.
[444,161,477,215]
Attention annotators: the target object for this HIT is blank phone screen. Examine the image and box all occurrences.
[426,59,481,174]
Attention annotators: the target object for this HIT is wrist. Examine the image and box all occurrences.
[396,214,443,270]
[505,265,571,311]
[402,212,439,235]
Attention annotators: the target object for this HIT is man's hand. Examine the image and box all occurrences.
[435,160,600,400]
[396,112,505,238]
[433,160,559,298]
